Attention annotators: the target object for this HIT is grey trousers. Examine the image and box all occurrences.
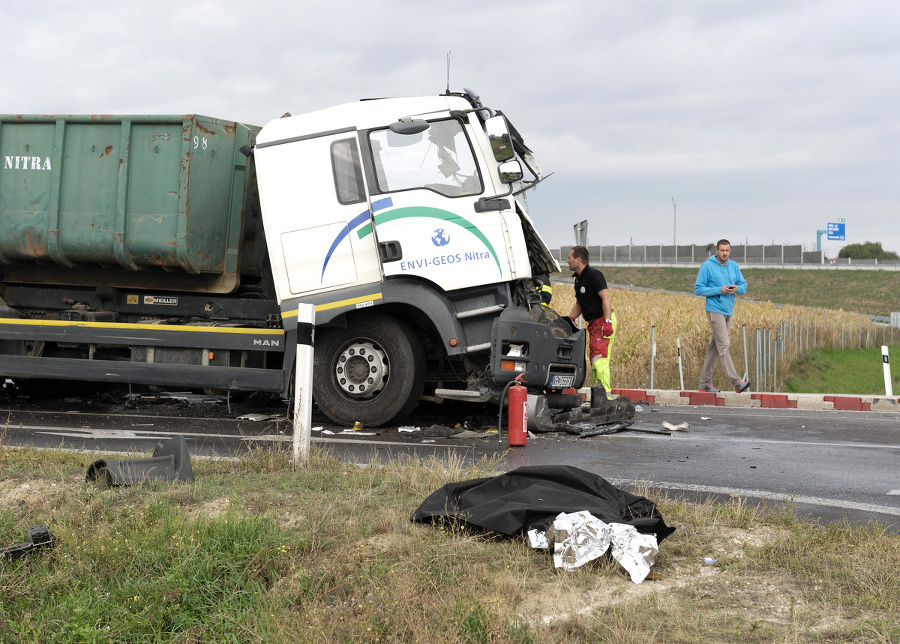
[699,311,741,387]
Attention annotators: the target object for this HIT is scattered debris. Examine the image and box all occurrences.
[86,435,194,486]
[562,421,632,438]
[0,525,54,562]
[127,391,226,405]
[422,424,464,438]
[624,425,674,435]
[531,386,636,435]
[563,421,676,438]
[339,430,377,436]
[398,426,420,433]
[352,421,364,431]
[702,557,718,565]
[236,413,283,421]
[448,429,490,439]
[701,416,711,421]
[661,421,689,431]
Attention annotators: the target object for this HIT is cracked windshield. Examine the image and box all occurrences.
[370,119,482,197]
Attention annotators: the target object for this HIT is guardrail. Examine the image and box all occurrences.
[553,244,900,271]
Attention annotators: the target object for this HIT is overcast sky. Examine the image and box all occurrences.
[4,0,898,257]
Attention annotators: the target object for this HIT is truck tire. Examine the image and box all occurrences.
[313,315,425,427]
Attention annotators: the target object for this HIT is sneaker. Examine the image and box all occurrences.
[735,379,751,393]
[698,385,720,393]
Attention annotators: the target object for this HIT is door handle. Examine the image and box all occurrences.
[474,197,510,213]
[379,241,403,262]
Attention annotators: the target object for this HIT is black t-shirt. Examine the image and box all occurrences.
[573,265,608,321]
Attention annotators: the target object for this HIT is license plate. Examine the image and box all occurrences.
[551,375,575,388]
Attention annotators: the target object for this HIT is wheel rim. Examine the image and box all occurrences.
[333,340,389,400]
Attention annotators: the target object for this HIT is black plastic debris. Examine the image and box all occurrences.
[86,435,194,486]
[530,386,636,434]
[1,524,54,562]
[422,424,464,438]
[563,420,633,437]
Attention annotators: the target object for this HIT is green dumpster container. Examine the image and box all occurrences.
[0,114,263,293]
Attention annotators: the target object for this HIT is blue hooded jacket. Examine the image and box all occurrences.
[694,255,747,316]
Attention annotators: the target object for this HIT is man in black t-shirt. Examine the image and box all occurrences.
[566,246,617,393]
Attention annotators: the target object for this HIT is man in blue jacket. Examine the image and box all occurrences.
[694,239,751,393]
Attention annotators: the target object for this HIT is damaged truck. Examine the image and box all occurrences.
[0,89,590,427]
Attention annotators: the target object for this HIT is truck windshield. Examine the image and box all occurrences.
[369,119,482,198]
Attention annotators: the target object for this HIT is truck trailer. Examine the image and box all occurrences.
[0,89,586,426]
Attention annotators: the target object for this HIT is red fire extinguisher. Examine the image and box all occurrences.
[507,377,528,446]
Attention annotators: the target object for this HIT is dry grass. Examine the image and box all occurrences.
[3,445,897,642]
[550,282,874,391]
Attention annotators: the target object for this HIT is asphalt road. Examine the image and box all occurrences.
[1,390,897,530]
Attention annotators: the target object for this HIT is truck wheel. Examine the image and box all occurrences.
[313,315,425,427]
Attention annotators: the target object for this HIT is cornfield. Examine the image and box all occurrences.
[550,281,894,392]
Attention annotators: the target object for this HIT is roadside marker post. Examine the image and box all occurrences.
[676,337,684,390]
[293,304,316,466]
[882,346,893,397]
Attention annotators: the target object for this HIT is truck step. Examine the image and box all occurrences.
[434,388,492,403]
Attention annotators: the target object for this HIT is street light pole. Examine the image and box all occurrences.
[671,197,677,247]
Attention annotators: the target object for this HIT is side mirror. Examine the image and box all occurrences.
[498,160,523,184]
[389,118,430,135]
[485,115,514,162]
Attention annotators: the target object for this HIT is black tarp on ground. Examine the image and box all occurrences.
[410,465,675,542]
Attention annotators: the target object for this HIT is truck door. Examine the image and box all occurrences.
[255,130,381,301]
[360,118,512,292]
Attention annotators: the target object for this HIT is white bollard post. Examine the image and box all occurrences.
[882,346,893,397]
[293,304,316,467]
[676,338,684,391]
[650,325,656,389]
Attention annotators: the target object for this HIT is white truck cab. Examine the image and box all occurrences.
[252,89,585,426]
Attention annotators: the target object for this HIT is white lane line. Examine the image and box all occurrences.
[17,426,900,516]
[29,424,897,451]
[704,437,900,450]
[610,479,900,518]
[27,426,460,449]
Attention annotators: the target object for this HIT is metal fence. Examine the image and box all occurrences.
[553,244,900,269]
[744,310,896,393]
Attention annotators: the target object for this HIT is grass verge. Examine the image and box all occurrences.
[1,443,897,642]
[783,345,900,395]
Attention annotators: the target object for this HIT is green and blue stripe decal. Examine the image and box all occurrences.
[321,197,502,281]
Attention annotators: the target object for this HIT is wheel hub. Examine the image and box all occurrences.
[333,341,389,399]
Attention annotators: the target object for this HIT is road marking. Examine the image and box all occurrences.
[26,426,462,449]
[611,479,900,518]
[613,433,900,451]
[19,425,900,516]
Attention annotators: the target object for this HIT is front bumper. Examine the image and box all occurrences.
[489,306,586,389]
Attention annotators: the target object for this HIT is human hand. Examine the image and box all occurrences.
[600,319,614,337]
[721,284,737,295]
